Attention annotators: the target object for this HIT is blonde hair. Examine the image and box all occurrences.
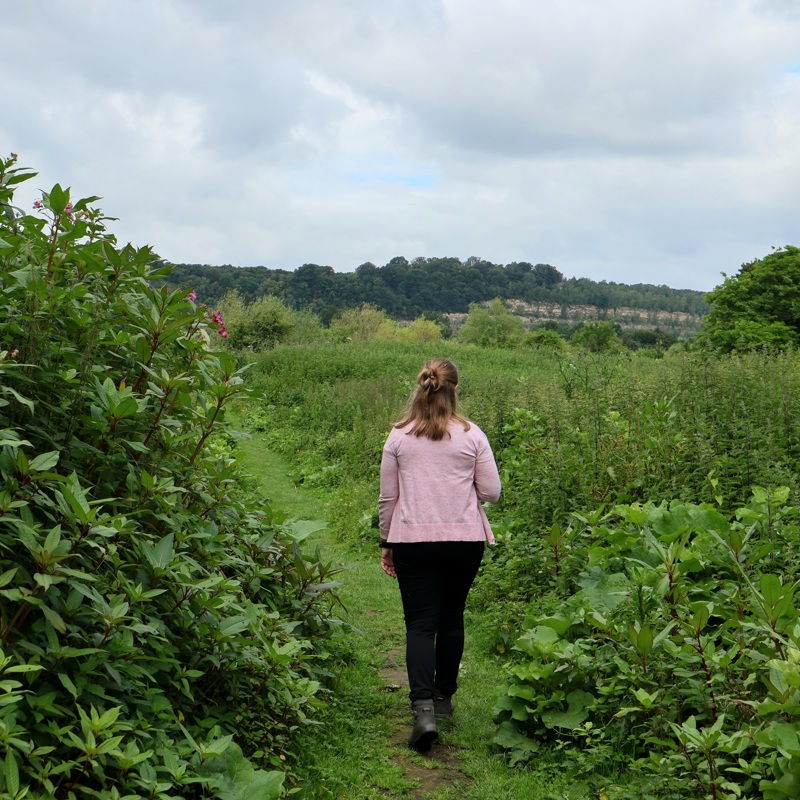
[395,358,471,440]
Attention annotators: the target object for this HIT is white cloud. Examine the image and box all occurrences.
[4,0,800,292]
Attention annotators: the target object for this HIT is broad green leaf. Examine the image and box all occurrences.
[199,741,285,800]
[541,690,595,730]
[690,602,712,633]
[575,572,630,613]
[95,734,125,754]
[43,525,61,554]
[4,750,19,797]
[203,734,234,756]
[628,623,654,656]
[1,386,34,415]
[694,508,730,537]
[0,568,18,589]
[755,721,800,758]
[217,616,250,637]
[41,605,66,633]
[60,474,92,524]
[15,522,39,553]
[633,688,660,707]
[152,532,175,569]
[29,450,60,471]
[96,706,121,730]
[58,673,79,699]
[650,505,694,539]
[284,519,328,542]
[0,431,31,448]
[4,663,43,675]
[48,183,69,214]
[142,532,174,571]
[536,616,574,636]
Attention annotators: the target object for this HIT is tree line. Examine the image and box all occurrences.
[164,256,709,323]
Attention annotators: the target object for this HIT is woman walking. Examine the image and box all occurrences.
[379,358,501,752]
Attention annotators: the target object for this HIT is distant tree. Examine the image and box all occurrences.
[505,261,533,282]
[525,328,565,350]
[622,328,679,353]
[291,263,337,309]
[700,246,800,352]
[571,321,622,353]
[329,304,391,341]
[284,309,324,344]
[401,317,442,343]
[458,299,524,348]
[533,263,563,287]
[421,310,453,339]
[217,291,296,350]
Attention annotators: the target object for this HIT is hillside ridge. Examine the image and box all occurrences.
[165,259,708,336]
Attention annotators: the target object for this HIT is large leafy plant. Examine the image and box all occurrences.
[0,155,340,798]
[494,489,800,799]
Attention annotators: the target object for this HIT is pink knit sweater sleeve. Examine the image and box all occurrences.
[474,429,501,503]
[378,442,399,540]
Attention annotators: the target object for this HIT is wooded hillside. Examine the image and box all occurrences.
[164,258,708,333]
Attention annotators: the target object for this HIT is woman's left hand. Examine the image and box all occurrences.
[381,548,396,578]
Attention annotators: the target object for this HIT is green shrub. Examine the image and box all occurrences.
[493,491,800,798]
[217,290,301,351]
[458,298,525,348]
[570,320,622,353]
[0,156,340,798]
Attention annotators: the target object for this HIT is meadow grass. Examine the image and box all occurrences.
[236,341,800,797]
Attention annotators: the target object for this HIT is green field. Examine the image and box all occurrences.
[239,340,800,799]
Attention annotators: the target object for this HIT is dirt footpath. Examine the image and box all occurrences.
[378,645,471,798]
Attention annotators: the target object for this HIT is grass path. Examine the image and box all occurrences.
[238,432,573,800]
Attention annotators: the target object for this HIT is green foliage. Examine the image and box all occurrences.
[164,258,708,322]
[701,247,800,353]
[458,299,525,348]
[493,491,800,798]
[621,327,679,355]
[226,329,800,796]
[217,290,308,351]
[399,316,442,343]
[481,347,800,648]
[524,328,565,351]
[0,156,341,797]
[328,304,393,342]
[570,321,622,353]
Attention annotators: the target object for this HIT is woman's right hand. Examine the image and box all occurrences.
[381,548,396,578]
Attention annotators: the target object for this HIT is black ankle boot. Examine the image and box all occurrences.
[408,699,438,752]
[434,694,454,718]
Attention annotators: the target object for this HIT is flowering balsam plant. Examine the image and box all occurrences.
[211,308,229,338]
[0,155,342,798]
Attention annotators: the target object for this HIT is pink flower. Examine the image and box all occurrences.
[209,309,227,338]
[188,289,197,302]
[32,199,43,210]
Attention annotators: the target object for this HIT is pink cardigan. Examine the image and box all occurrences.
[378,419,501,545]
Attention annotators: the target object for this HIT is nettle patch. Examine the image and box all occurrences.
[0,156,342,798]
[493,489,800,799]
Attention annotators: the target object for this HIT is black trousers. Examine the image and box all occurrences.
[392,541,485,702]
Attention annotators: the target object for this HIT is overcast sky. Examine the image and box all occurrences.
[5,0,800,292]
